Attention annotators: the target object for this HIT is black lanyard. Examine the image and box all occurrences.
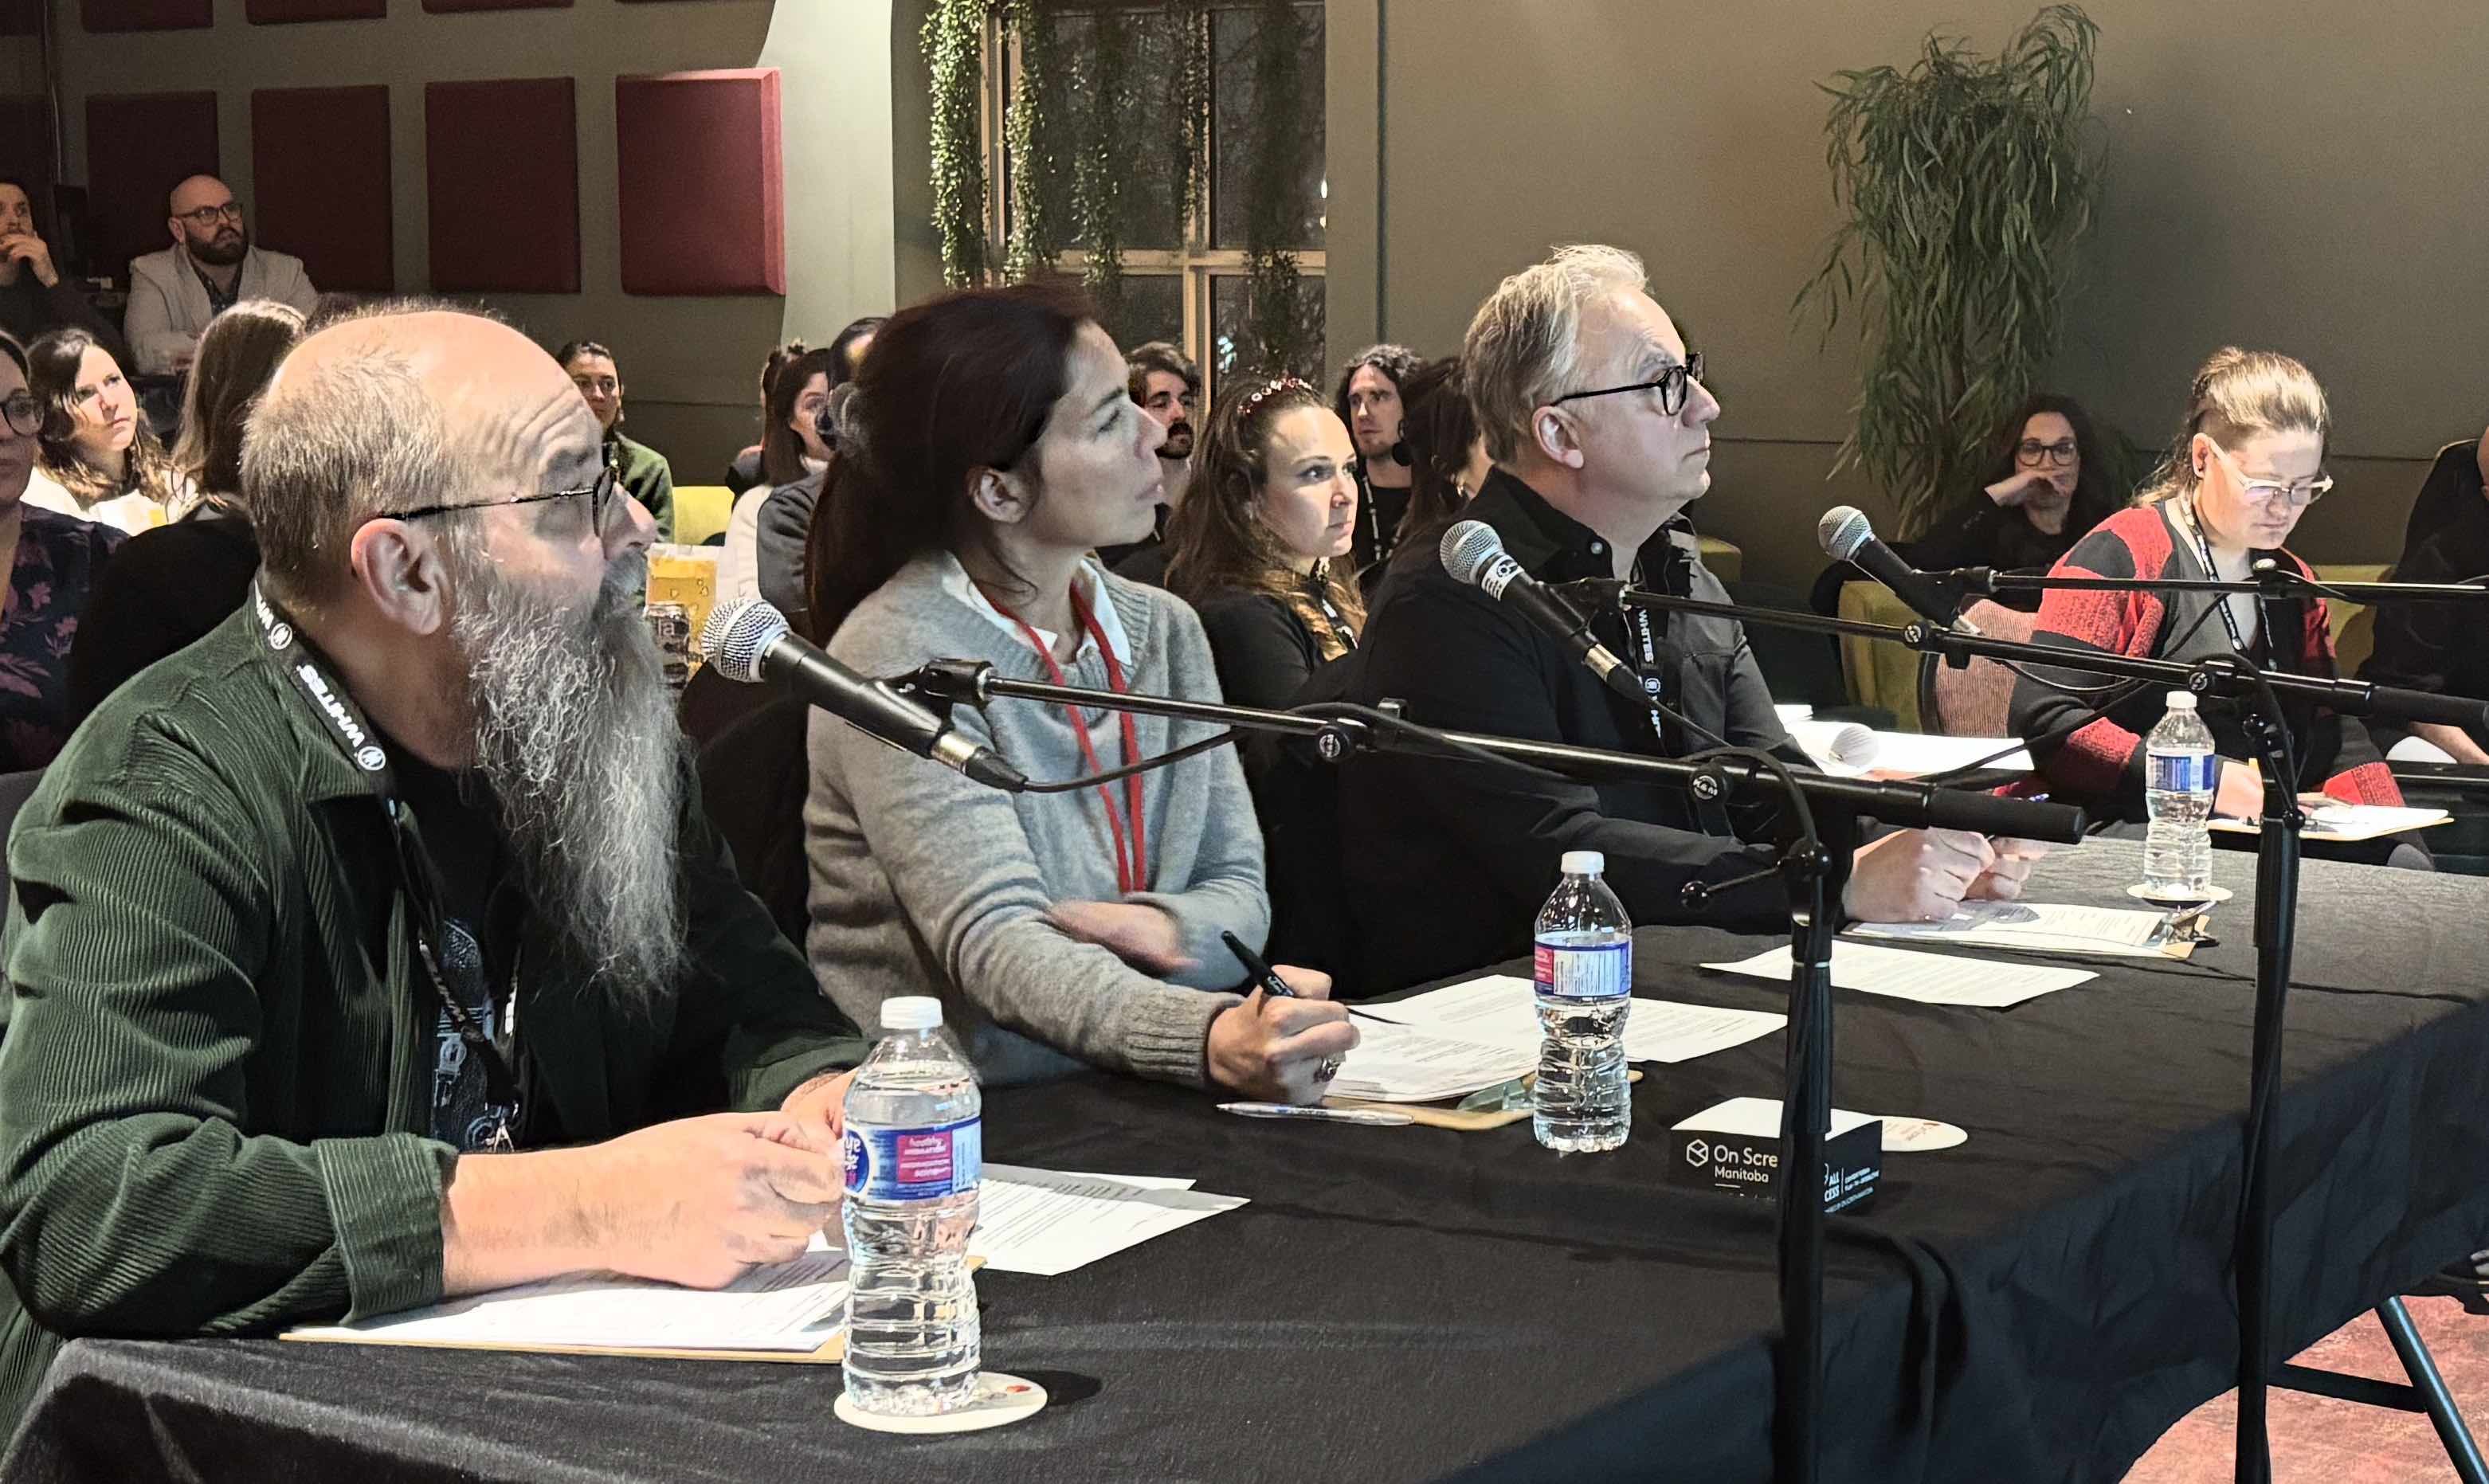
[1307,563,1359,654]
[249,584,523,1149]
[2182,499,2264,660]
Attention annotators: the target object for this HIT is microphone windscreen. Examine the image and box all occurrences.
[701,597,792,683]
[1440,519,1505,587]
[1817,506,1874,562]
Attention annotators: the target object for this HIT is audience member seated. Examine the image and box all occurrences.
[1390,354,1491,563]
[801,283,1354,1099]
[1339,245,2044,993]
[2394,422,2488,565]
[0,176,127,367]
[2362,446,2489,765]
[0,333,123,771]
[1335,343,1423,581]
[559,339,673,541]
[2009,348,2420,853]
[1162,374,1362,710]
[1910,393,2125,597]
[123,175,319,376]
[757,316,883,627]
[65,299,304,722]
[25,327,189,531]
[724,340,808,495]
[1100,339,1201,583]
[0,303,864,1433]
[719,344,840,608]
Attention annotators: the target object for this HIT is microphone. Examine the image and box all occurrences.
[700,599,1027,792]
[1817,506,1981,635]
[1439,519,1652,710]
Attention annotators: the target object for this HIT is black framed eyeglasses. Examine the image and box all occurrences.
[380,463,621,529]
[2015,439,2079,468]
[1,392,37,439]
[177,203,245,228]
[1551,351,1706,416]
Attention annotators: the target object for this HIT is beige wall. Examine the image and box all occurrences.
[1333,0,2489,585]
[49,0,897,482]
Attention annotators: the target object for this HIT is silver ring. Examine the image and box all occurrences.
[1315,1057,1342,1083]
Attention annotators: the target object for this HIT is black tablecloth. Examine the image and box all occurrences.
[10,847,2489,1484]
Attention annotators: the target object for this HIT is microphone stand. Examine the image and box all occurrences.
[1570,572,2489,1484]
[891,657,2086,1484]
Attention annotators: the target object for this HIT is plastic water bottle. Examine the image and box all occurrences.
[1532,851,1633,1153]
[2142,691,2218,901]
[841,997,982,1415]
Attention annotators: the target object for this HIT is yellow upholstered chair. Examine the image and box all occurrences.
[672,484,735,547]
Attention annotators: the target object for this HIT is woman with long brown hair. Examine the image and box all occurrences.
[66,299,304,720]
[800,284,1352,1101]
[1391,355,1490,563]
[25,327,187,531]
[1162,374,1364,709]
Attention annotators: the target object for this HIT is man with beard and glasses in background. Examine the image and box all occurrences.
[0,303,864,1430]
[1103,339,1201,585]
[123,174,320,375]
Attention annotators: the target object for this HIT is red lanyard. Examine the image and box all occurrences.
[990,585,1148,895]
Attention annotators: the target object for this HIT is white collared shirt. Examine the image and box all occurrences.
[937,551,1135,672]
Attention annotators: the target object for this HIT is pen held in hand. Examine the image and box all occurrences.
[1219,931,1388,1021]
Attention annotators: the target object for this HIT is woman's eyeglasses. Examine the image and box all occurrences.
[2209,441,2333,507]
[2015,439,2079,468]
[2,392,37,438]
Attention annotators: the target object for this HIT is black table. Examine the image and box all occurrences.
[11,847,2489,1484]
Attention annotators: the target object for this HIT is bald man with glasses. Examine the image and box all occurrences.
[124,174,320,375]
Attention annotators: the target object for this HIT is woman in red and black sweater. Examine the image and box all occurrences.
[2010,348,2409,842]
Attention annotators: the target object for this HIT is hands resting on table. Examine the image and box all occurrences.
[1843,831,2052,925]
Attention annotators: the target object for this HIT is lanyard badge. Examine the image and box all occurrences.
[249,583,523,1148]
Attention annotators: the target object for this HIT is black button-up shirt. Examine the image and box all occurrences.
[1337,469,1793,993]
[2364,496,2489,750]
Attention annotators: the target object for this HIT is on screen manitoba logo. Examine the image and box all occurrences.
[1685,1139,1708,1166]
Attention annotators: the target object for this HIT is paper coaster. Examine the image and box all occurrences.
[1878,1118,1968,1153]
[2124,883,2235,906]
[835,1372,1047,1434]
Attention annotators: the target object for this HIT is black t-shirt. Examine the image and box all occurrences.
[393,752,519,1151]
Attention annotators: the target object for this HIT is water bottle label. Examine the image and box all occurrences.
[842,1116,982,1201]
[2147,751,2218,793]
[1534,938,1633,999]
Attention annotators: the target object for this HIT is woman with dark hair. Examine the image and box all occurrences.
[747,317,888,622]
[1162,375,1363,710]
[556,339,673,540]
[1390,355,1490,564]
[801,284,1353,1100]
[719,344,842,605]
[25,327,187,532]
[0,331,123,769]
[725,339,808,495]
[65,300,304,721]
[1912,393,2125,581]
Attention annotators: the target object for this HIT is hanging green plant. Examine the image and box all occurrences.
[1166,0,1213,230]
[1242,0,1313,377]
[1001,0,1065,282]
[1794,4,2103,537]
[923,0,995,288]
[1071,3,1133,320]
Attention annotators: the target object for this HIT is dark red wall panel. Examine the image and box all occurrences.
[614,69,782,296]
[424,78,576,293]
[0,0,41,37]
[79,0,210,31]
[253,85,391,292]
[423,0,566,10]
[0,96,52,190]
[246,0,386,21]
[84,91,220,279]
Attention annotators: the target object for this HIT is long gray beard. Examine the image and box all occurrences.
[451,551,684,1006]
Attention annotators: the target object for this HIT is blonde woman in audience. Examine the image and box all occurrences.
[66,299,304,721]
[0,331,123,769]
[1161,374,1365,711]
[25,327,188,531]
[802,284,1354,1099]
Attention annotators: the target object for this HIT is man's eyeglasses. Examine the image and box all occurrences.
[2210,441,2333,507]
[1551,351,1706,417]
[2,392,38,438]
[381,463,622,529]
[2015,439,2079,468]
[177,203,245,228]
